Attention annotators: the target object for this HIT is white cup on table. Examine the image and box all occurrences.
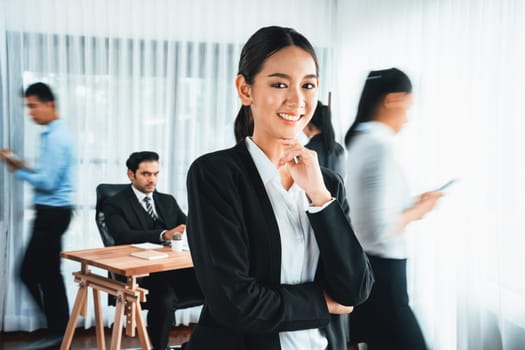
[171,234,184,252]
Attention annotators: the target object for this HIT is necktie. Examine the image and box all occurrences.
[143,196,158,221]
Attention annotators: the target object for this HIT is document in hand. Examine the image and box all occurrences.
[131,250,169,260]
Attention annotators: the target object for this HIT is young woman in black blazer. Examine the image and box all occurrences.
[185,26,374,350]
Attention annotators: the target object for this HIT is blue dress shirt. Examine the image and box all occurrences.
[15,119,75,207]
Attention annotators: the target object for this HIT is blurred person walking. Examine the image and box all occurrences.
[0,82,75,350]
[344,68,442,350]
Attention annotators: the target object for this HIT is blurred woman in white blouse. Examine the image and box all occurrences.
[344,68,443,350]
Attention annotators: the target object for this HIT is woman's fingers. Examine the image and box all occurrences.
[278,141,313,166]
[277,139,331,205]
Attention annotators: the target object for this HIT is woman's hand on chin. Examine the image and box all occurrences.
[279,139,331,206]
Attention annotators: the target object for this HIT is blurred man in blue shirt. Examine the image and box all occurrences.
[0,82,74,350]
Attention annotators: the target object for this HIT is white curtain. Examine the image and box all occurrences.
[0,0,9,332]
[0,0,336,332]
[334,1,525,349]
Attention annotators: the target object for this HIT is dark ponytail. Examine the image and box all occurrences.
[234,106,254,143]
[309,101,336,153]
[344,68,412,147]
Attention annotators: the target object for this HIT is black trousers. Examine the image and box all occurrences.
[20,205,72,335]
[348,255,427,350]
[141,268,203,350]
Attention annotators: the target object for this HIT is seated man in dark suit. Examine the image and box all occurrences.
[102,151,202,350]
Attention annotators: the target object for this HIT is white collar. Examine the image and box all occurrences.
[245,137,302,193]
[245,137,280,186]
[131,184,153,203]
[356,121,396,138]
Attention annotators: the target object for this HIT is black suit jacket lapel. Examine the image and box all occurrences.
[235,141,282,284]
[152,192,167,226]
[125,186,150,229]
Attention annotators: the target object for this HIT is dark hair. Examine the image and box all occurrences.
[126,151,159,173]
[309,100,337,153]
[24,82,56,102]
[234,106,254,143]
[344,68,412,147]
[234,26,320,143]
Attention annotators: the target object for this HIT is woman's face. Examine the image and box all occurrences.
[381,92,413,133]
[393,92,413,132]
[242,46,319,143]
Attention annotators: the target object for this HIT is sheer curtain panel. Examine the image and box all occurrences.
[333,1,525,349]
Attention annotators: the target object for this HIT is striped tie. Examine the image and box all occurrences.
[143,196,158,221]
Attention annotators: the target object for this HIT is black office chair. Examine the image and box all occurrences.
[94,183,202,331]
[95,183,130,248]
[95,183,131,307]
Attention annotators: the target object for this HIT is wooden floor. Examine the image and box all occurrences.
[0,325,192,350]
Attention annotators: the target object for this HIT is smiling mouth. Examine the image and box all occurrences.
[277,112,302,122]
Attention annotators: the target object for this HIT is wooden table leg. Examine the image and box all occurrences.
[80,265,89,317]
[110,293,125,350]
[125,276,137,337]
[125,301,136,337]
[134,300,151,350]
[92,288,106,350]
[60,280,88,350]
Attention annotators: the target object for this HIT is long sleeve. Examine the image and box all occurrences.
[308,170,374,307]
[14,120,74,206]
[103,199,165,244]
[16,146,54,192]
[186,155,331,333]
[346,127,411,258]
[102,191,185,245]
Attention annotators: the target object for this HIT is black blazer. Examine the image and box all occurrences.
[186,141,374,350]
[103,185,186,245]
[305,134,346,180]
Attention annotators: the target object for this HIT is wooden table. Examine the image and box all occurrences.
[60,245,193,350]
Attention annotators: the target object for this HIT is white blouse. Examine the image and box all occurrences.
[345,121,413,259]
[246,137,328,350]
